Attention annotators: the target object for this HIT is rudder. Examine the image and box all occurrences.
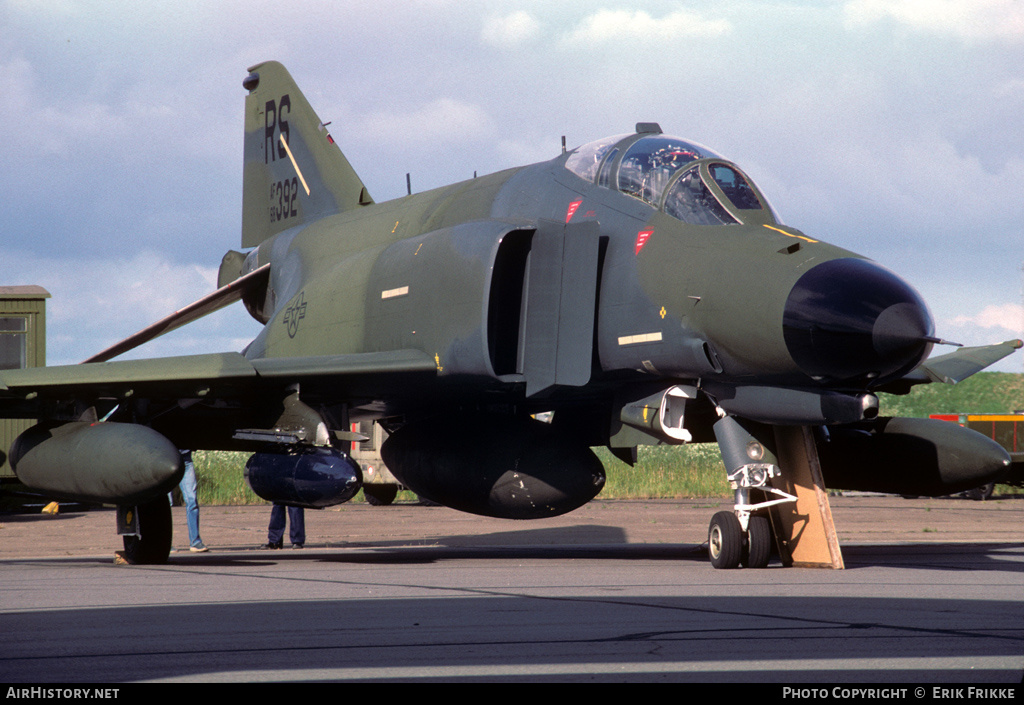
[241,61,373,248]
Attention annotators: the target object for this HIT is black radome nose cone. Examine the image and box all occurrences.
[783,258,934,386]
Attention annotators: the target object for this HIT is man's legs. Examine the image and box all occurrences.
[179,456,203,549]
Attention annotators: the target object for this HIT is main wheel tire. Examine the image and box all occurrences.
[744,515,772,569]
[364,485,398,506]
[965,482,995,501]
[122,497,172,565]
[708,511,743,569]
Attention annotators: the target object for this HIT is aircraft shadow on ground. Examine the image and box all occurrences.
[3,516,1020,572]
[2,593,1021,683]
[152,522,1022,573]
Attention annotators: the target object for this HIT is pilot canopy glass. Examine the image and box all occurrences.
[616,137,711,206]
[566,133,773,226]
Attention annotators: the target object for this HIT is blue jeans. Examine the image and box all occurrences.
[268,504,305,545]
[171,451,203,548]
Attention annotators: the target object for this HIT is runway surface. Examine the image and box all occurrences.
[1,497,1022,683]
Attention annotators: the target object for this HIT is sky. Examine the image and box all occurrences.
[2,0,1022,374]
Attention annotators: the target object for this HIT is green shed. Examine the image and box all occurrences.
[1,286,50,481]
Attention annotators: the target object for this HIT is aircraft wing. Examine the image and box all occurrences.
[0,349,438,445]
[877,338,1023,394]
[0,352,256,398]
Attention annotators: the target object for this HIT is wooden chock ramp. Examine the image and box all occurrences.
[769,425,844,569]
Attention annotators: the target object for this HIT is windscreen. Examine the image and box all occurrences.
[663,166,738,226]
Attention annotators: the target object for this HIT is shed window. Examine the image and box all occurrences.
[0,317,27,370]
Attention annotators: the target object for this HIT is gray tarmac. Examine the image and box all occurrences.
[1,496,1022,683]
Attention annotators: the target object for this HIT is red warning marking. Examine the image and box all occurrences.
[635,230,653,255]
[565,200,583,223]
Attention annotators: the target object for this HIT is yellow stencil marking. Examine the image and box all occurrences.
[763,224,816,243]
[279,134,311,195]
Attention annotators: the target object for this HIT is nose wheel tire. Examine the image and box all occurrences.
[708,511,772,569]
[743,515,772,569]
[708,511,743,569]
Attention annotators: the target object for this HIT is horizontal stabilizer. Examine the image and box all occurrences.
[879,339,1022,393]
[82,264,270,363]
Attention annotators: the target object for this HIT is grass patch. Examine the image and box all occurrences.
[597,444,730,498]
[193,450,265,506]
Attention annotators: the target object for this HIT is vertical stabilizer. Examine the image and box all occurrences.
[241,61,373,248]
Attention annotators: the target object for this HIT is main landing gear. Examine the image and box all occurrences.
[118,497,172,564]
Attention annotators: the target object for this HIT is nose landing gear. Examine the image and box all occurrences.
[709,415,796,569]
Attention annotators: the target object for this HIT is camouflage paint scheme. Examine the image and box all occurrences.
[1,62,1018,565]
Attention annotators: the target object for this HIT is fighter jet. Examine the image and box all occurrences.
[1,62,1018,566]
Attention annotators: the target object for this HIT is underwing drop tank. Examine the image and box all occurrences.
[817,417,1012,495]
[10,421,184,505]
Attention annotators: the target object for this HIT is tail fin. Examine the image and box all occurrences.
[241,61,373,248]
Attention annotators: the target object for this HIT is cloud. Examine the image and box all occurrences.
[844,0,1024,43]
[0,56,119,160]
[952,304,1024,332]
[16,251,213,324]
[0,249,261,365]
[938,301,1024,372]
[359,98,493,145]
[561,8,732,44]
[481,11,543,48]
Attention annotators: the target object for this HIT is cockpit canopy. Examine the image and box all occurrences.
[565,125,776,226]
